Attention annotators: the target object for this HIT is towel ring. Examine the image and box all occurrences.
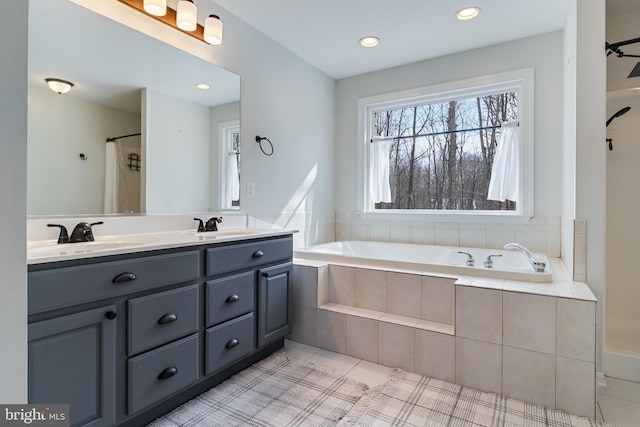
[255,135,274,156]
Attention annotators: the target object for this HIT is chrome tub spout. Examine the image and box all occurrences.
[503,243,546,273]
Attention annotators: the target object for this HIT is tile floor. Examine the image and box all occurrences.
[283,339,640,427]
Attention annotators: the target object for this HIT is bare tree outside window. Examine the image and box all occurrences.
[371,91,518,211]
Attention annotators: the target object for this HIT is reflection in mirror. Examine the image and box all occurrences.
[27,0,240,216]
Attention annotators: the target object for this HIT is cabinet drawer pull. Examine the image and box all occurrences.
[157,313,178,325]
[225,339,239,349]
[112,272,137,283]
[262,272,269,277]
[105,311,117,320]
[225,294,240,303]
[252,250,264,258]
[157,367,178,380]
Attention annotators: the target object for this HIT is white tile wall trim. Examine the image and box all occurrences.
[291,261,598,419]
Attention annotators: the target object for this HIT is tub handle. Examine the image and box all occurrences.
[484,254,502,269]
[458,251,475,266]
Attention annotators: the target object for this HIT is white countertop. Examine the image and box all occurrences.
[27,228,296,265]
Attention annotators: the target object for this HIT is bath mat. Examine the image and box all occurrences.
[338,369,613,427]
[147,351,369,426]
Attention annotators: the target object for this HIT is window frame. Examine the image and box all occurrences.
[356,68,535,223]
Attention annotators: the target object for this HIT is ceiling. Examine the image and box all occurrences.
[213,0,572,79]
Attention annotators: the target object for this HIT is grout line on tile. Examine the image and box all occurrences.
[596,400,605,422]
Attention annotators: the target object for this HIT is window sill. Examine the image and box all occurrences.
[357,210,534,224]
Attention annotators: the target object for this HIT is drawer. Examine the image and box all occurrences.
[128,284,199,355]
[205,236,292,276]
[128,334,199,415]
[205,313,254,375]
[29,251,200,315]
[206,272,254,327]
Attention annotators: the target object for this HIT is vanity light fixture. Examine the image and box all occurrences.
[143,0,166,16]
[204,14,223,45]
[176,0,197,31]
[45,78,74,95]
[456,6,481,21]
[116,0,223,45]
[359,36,379,48]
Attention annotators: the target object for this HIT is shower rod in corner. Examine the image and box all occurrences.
[106,132,141,143]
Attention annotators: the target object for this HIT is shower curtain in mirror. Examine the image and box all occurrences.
[104,140,123,214]
[105,140,141,214]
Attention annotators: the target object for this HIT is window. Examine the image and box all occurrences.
[358,69,534,219]
[219,120,240,209]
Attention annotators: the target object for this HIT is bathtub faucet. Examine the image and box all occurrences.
[457,251,475,266]
[503,243,546,273]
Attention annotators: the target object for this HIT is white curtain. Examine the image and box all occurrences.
[487,122,520,202]
[369,139,392,203]
[104,141,120,214]
[226,152,240,206]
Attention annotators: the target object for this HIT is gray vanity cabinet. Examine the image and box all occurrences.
[28,234,293,427]
[258,262,293,347]
[28,305,117,427]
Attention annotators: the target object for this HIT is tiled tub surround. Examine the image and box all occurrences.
[291,258,597,419]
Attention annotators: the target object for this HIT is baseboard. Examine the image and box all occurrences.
[603,348,640,382]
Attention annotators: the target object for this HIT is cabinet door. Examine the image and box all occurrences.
[29,305,116,427]
[257,262,292,347]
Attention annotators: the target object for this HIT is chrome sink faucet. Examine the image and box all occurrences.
[503,243,546,272]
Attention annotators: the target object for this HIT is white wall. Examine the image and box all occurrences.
[0,0,28,403]
[28,88,140,215]
[606,95,640,354]
[74,0,336,244]
[574,0,607,372]
[334,32,564,253]
[144,89,211,213]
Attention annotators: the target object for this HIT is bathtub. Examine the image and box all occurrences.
[294,240,552,282]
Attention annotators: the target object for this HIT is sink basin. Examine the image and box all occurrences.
[28,240,154,256]
[177,228,263,240]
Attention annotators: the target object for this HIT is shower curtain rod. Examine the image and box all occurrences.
[370,122,519,143]
[106,132,141,142]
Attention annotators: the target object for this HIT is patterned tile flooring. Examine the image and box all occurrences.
[283,340,640,427]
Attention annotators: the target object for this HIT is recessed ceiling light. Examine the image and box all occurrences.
[456,6,481,21]
[196,83,210,90]
[359,36,379,48]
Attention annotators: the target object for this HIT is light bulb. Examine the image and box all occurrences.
[143,0,166,16]
[204,14,223,45]
[177,0,197,32]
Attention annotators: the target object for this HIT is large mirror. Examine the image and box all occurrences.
[27,0,240,216]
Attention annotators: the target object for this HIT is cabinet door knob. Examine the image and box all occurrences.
[157,367,178,380]
[112,272,137,283]
[252,250,264,258]
[225,294,240,303]
[225,339,239,349]
[157,313,178,324]
[105,311,117,320]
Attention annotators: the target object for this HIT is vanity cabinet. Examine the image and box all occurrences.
[28,305,117,427]
[28,234,293,427]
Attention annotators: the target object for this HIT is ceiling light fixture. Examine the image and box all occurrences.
[117,0,223,45]
[196,83,210,90]
[45,78,74,95]
[204,14,223,45]
[143,0,166,16]
[359,36,379,48]
[176,0,197,31]
[456,6,481,21]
